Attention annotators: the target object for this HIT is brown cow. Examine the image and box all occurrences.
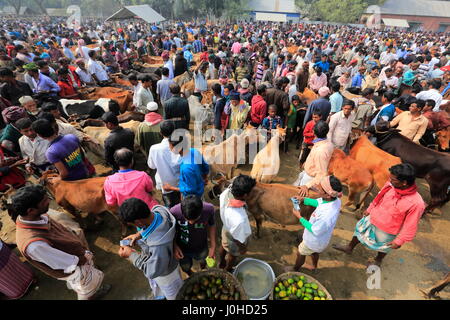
[297,88,318,106]
[436,127,450,151]
[209,179,319,238]
[39,172,125,235]
[79,87,133,113]
[349,135,402,190]
[328,149,374,209]
[141,55,163,65]
[111,74,133,89]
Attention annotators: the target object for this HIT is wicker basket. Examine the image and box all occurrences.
[176,268,248,300]
[269,272,333,300]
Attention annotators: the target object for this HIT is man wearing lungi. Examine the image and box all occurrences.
[333,163,425,266]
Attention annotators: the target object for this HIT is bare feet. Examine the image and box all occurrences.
[88,284,111,300]
[284,266,298,273]
[302,265,320,274]
[332,244,353,254]
[366,258,382,267]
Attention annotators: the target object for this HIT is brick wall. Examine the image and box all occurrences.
[381,14,450,31]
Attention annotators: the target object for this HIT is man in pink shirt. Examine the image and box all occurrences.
[308,66,328,93]
[231,40,242,56]
[333,163,425,266]
[104,148,159,210]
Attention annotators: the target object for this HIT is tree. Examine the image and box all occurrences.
[295,0,320,21]
[296,0,386,23]
[5,0,22,15]
[314,0,368,23]
[32,0,47,14]
[223,0,249,21]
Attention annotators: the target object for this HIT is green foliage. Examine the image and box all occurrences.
[296,0,387,23]
[0,0,247,20]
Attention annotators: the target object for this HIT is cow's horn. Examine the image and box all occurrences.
[211,172,226,185]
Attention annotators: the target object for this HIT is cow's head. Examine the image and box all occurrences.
[209,172,230,200]
[436,127,450,151]
[274,126,287,141]
[39,170,59,195]
[367,120,391,136]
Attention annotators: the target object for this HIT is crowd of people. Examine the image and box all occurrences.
[0,17,449,300]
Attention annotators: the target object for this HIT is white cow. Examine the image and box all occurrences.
[187,95,214,141]
[251,127,286,183]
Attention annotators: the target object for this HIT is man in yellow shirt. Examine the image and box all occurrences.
[390,99,428,144]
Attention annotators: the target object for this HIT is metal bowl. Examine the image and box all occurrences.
[233,258,276,300]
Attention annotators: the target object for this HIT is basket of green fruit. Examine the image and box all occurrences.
[176,268,248,300]
[270,272,332,300]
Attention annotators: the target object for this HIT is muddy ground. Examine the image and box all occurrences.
[0,143,449,300]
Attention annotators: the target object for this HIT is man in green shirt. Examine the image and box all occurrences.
[287,176,343,273]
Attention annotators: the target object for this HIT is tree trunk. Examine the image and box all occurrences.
[6,0,22,15]
[33,0,48,15]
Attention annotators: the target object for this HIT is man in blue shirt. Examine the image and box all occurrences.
[24,63,60,96]
[314,54,330,73]
[192,35,203,54]
[351,66,366,89]
[184,45,194,68]
[162,36,172,51]
[164,134,210,198]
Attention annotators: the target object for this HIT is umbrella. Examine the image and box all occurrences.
[441,65,450,72]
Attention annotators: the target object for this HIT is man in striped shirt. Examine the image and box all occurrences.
[192,35,203,54]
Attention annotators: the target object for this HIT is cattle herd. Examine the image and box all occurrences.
[0,16,449,301]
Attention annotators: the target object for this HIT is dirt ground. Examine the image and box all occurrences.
[0,143,449,300]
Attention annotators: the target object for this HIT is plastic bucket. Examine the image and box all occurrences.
[233,258,276,300]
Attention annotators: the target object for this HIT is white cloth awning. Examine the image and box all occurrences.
[382,18,409,28]
[105,5,165,24]
[255,12,287,22]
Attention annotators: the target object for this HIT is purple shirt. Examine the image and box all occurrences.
[35,73,60,95]
[170,202,215,253]
[46,134,88,181]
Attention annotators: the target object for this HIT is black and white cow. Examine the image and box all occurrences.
[59,98,120,120]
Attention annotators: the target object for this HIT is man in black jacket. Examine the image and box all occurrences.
[0,68,33,105]
[163,84,190,130]
[102,112,135,172]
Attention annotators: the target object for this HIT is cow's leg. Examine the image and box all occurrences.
[248,206,264,239]
[345,185,357,208]
[421,273,450,299]
[425,174,450,214]
[107,209,128,237]
[58,199,85,228]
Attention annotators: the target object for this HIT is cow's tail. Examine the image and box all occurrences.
[356,178,375,210]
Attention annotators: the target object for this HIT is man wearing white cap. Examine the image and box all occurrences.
[136,102,163,157]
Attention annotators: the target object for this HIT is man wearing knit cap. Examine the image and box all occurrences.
[162,50,174,80]
[303,86,331,127]
[238,78,253,104]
